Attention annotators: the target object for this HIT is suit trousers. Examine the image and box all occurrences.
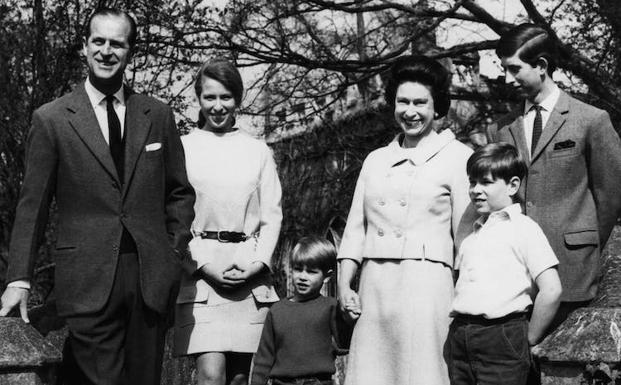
[60,250,168,385]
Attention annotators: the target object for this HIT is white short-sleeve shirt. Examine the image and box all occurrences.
[452,203,558,319]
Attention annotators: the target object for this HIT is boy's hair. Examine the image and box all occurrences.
[467,143,528,183]
[496,23,558,76]
[290,236,336,274]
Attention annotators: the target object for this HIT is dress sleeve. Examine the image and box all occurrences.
[251,309,276,385]
[253,145,283,270]
[337,159,368,263]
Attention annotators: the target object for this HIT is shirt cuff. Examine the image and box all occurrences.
[7,280,31,290]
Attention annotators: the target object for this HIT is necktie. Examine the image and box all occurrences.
[531,104,543,155]
[106,95,124,182]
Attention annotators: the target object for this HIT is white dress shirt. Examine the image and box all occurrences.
[84,78,126,142]
[523,84,560,151]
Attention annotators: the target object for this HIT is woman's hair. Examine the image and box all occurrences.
[384,55,451,118]
[496,23,558,76]
[290,236,337,275]
[467,142,528,183]
[195,59,244,126]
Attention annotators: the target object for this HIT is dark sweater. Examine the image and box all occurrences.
[251,295,349,385]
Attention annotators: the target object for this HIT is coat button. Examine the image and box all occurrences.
[399,200,407,207]
[378,229,384,236]
[395,230,403,238]
[378,200,385,206]
[526,201,534,208]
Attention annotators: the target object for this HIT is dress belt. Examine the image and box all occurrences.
[192,230,249,243]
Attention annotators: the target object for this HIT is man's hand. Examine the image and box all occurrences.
[0,287,30,323]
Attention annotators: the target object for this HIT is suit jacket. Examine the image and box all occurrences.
[337,130,473,268]
[7,83,195,317]
[487,91,621,301]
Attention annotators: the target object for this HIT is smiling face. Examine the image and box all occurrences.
[393,81,436,145]
[469,173,520,217]
[199,77,237,132]
[291,264,329,301]
[83,14,132,92]
[500,52,545,102]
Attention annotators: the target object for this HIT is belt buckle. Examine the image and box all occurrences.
[217,231,231,243]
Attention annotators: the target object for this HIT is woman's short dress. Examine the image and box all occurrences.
[174,129,282,355]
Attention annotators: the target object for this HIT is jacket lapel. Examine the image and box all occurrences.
[531,91,569,162]
[123,89,152,196]
[506,110,530,163]
[67,84,120,183]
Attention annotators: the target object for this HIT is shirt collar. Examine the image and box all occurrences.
[473,203,522,231]
[388,129,456,167]
[84,77,125,108]
[524,83,560,115]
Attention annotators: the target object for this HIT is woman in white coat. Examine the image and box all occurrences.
[338,56,473,385]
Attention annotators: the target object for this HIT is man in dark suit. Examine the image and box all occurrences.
[0,8,195,385]
[488,23,621,332]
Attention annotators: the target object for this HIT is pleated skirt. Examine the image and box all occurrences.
[174,293,271,355]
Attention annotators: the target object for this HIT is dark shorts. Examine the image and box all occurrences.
[448,313,531,385]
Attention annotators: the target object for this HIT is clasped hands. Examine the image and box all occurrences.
[199,261,265,290]
[339,287,362,323]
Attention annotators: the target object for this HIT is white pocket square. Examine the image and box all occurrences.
[145,142,162,152]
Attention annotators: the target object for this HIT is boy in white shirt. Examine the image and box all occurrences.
[448,143,562,385]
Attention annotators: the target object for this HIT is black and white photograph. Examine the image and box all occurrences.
[1,1,621,384]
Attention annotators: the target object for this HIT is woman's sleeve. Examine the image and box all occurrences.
[337,160,368,263]
[250,310,276,385]
[451,147,475,255]
[254,145,283,270]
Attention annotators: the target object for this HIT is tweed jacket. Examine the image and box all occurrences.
[7,83,195,316]
[487,91,621,301]
[338,129,473,267]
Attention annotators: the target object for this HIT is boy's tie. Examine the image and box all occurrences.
[531,104,543,155]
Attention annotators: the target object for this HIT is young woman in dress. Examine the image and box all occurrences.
[337,56,473,385]
[174,59,282,385]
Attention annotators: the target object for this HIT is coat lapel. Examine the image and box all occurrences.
[122,89,152,196]
[506,110,530,163]
[531,92,569,162]
[67,84,120,183]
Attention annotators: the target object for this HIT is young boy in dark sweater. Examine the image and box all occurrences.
[251,236,349,385]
